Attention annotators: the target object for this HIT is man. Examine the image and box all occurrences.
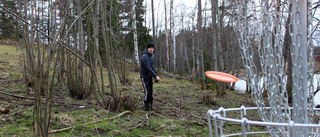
[140,42,161,111]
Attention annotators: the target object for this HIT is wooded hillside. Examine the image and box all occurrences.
[0,0,320,136]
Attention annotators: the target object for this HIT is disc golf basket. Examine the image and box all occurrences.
[206,0,318,136]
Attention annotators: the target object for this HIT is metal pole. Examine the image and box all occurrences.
[291,0,308,136]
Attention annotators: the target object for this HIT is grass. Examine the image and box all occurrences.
[0,44,268,136]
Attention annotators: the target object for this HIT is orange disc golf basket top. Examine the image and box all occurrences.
[205,71,238,83]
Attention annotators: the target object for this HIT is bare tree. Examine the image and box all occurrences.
[14,0,69,135]
[132,0,139,66]
[211,0,218,71]
[6,0,142,136]
[151,0,156,43]
[101,0,122,112]
[191,10,196,81]
[180,6,191,75]
[164,0,170,70]
[197,0,204,84]
[66,0,93,100]
[171,0,176,73]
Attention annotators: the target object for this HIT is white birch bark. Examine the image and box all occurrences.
[132,0,139,66]
[191,14,196,81]
[171,1,176,73]
[164,0,169,70]
[173,36,176,73]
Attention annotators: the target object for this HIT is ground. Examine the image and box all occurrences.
[0,43,265,136]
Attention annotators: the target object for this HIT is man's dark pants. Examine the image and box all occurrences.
[141,77,153,110]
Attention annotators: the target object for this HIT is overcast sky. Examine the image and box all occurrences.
[143,0,210,35]
[142,0,320,45]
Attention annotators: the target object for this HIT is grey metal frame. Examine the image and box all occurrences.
[207,106,320,137]
[228,0,315,136]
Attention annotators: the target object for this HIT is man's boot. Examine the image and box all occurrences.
[144,103,150,111]
[150,101,155,111]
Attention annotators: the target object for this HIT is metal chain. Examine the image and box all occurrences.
[234,0,314,136]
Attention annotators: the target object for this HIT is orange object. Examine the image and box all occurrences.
[205,71,238,83]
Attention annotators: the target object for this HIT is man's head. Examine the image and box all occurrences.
[147,42,154,53]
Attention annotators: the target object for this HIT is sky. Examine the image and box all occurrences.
[143,0,210,35]
[143,0,320,46]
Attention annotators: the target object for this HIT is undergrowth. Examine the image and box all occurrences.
[0,44,266,136]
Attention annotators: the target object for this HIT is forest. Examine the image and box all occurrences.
[0,0,320,136]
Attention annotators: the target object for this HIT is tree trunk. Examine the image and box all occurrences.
[191,16,196,81]
[181,15,190,75]
[151,0,156,44]
[217,1,226,96]
[171,0,176,73]
[77,0,84,79]
[102,0,121,112]
[132,0,139,66]
[164,0,169,70]
[169,0,173,71]
[211,0,218,90]
[284,4,292,103]
[197,0,204,84]
[173,36,176,73]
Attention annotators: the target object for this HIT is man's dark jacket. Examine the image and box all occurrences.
[140,48,157,78]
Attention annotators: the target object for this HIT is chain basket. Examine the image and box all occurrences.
[207,107,320,137]
[207,0,316,136]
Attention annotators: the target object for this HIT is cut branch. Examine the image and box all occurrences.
[0,90,33,100]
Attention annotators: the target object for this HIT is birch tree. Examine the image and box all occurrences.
[171,0,176,73]
[164,0,170,70]
[191,11,196,81]
[132,0,139,66]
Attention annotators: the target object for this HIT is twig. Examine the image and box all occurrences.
[12,109,21,115]
[145,114,149,127]
[49,110,131,133]
[2,3,93,66]
[67,126,75,137]
[92,109,100,137]
[190,114,208,121]
[0,90,33,100]
[0,90,101,108]
[149,111,164,118]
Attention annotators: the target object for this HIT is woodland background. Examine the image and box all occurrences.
[0,0,320,136]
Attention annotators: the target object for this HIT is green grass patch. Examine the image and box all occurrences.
[0,43,266,136]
